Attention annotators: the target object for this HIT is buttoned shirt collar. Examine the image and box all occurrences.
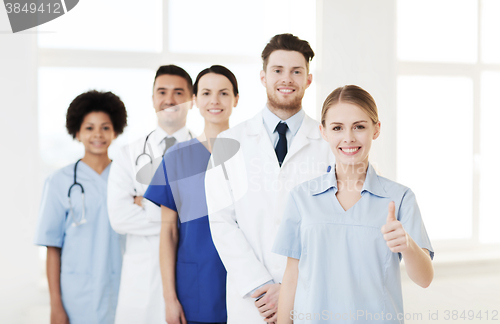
[262,105,304,137]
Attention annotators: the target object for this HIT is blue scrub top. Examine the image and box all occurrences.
[144,138,227,323]
[34,161,123,324]
[272,164,434,324]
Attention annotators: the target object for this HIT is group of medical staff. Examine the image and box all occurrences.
[35,33,434,324]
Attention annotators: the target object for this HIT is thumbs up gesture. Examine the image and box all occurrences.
[381,201,409,253]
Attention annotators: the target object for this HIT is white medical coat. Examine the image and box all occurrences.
[107,126,192,324]
[205,110,335,323]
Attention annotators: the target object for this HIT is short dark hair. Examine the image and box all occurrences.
[154,65,193,95]
[66,90,128,139]
[261,33,315,72]
[193,65,239,96]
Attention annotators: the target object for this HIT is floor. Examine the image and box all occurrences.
[401,260,500,323]
[3,260,500,323]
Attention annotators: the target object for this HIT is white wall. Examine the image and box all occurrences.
[316,0,397,179]
[0,10,43,323]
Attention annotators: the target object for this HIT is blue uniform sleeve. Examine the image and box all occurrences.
[144,157,177,212]
[272,190,302,259]
[399,188,434,260]
[34,175,67,248]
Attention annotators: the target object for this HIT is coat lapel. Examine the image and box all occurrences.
[282,114,320,167]
[247,110,277,161]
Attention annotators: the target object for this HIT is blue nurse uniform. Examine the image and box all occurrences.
[34,161,123,324]
[144,138,227,323]
[272,163,434,324]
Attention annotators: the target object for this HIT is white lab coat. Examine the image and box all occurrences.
[205,110,335,323]
[108,126,192,324]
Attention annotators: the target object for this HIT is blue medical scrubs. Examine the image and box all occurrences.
[34,161,123,324]
[144,138,227,323]
[272,163,434,324]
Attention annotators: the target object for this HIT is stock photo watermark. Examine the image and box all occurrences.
[3,0,79,33]
[134,134,385,224]
[290,309,499,322]
[136,136,340,223]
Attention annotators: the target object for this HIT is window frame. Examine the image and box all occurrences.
[396,0,500,250]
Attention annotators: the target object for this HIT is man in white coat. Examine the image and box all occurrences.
[108,65,194,324]
[205,34,335,323]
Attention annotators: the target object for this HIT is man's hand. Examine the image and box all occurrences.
[165,299,187,324]
[134,195,143,207]
[381,201,408,253]
[251,283,280,323]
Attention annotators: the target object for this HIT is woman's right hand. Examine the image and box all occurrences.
[50,304,69,324]
[165,299,187,324]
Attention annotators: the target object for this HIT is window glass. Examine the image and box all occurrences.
[479,71,500,243]
[397,0,478,63]
[397,76,473,240]
[38,0,162,52]
[481,0,500,63]
[168,0,316,56]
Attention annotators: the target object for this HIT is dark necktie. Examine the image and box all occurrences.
[163,137,177,155]
[275,122,288,167]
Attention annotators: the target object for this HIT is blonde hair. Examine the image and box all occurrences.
[320,85,379,127]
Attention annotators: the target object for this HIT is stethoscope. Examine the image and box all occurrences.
[68,159,87,227]
[135,129,194,166]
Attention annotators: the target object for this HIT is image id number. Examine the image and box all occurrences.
[444,310,499,321]
[5,2,62,14]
